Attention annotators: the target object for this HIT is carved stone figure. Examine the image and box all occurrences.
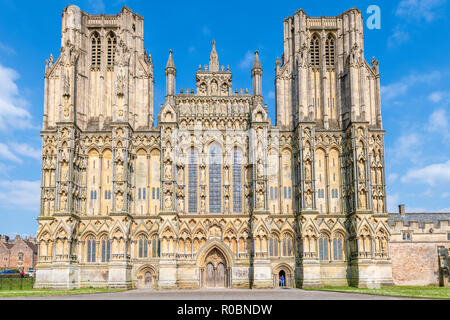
[165,163,172,180]
[165,194,172,209]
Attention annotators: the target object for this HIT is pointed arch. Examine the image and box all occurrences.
[209,144,222,213]
[91,31,101,70]
[106,31,117,68]
[325,33,335,67]
[310,33,320,68]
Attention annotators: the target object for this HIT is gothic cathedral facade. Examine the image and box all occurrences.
[35,5,393,289]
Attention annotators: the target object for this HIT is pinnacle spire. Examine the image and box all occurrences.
[252,50,262,70]
[166,49,175,70]
[209,40,219,72]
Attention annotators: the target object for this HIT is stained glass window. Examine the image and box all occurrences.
[233,149,242,213]
[188,149,198,213]
[209,146,221,213]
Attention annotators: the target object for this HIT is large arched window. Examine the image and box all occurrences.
[310,35,320,68]
[151,235,159,258]
[318,233,329,260]
[325,34,335,67]
[209,146,222,213]
[91,32,101,70]
[282,234,293,257]
[86,236,96,263]
[188,148,198,214]
[332,234,344,261]
[101,237,111,263]
[271,234,280,257]
[138,235,148,258]
[233,148,242,213]
[107,32,117,68]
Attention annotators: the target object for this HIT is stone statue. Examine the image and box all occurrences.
[60,193,67,211]
[201,198,206,213]
[177,166,184,184]
[165,163,172,180]
[178,197,184,212]
[165,194,172,209]
[305,192,312,208]
[116,193,123,211]
[116,162,124,181]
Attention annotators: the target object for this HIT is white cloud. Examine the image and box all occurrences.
[388,132,423,164]
[0,143,22,163]
[0,64,35,131]
[239,51,254,70]
[426,109,450,143]
[388,26,410,47]
[0,180,40,211]
[268,91,275,99]
[387,193,400,213]
[9,143,41,160]
[381,71,440,102]
[396,0,446,22]
[428,91,443,103]
[0,41,15,55]
[401,160,450,186]
[0,142,41,164]
[388,173,399,184]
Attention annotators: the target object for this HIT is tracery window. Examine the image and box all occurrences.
[138,235,148,258]
[233,148,242,213]
[188,149,198,213]
[332,235,344,261]
[209,146,221,213]
[91,32,101,70]
[319,234,329,260]
[310,35,320,68]
[101,237,111,263]
[107,32,117,68]
[151,235,160,257]
[282,234,293,256]
[325,34,335,67]
[86,236,96,263]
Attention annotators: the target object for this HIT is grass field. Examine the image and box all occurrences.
[0,288,125,298]
[0,277,35,291]
[305,286,450,299]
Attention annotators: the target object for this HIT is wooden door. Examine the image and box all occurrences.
[145,272,152,288]
[206,263,215,288]
[216,263,225,288]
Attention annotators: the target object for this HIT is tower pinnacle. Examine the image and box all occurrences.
[209,40,219,72]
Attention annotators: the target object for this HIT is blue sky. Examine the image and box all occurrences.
[0,0,449,236]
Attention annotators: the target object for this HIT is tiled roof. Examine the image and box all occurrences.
[388,212,450,228]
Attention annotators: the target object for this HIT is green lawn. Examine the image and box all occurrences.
[304,286,450,299]
[0,287,126,298]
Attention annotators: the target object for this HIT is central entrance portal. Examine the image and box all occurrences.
[204,248,227,288]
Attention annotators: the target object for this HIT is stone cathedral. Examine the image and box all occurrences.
[35,5,394,289]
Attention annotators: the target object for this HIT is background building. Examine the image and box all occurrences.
[35,5,393,289]
[389,205,450,286]
[0,235,38,272]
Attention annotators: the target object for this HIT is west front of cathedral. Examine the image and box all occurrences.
[35,5,393,289]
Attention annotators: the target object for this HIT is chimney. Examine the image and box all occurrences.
[399,204,405,215]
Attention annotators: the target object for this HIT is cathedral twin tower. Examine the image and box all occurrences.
[35,5,393,289]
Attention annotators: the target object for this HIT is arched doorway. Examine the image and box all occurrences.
[144,272,153,288]
[279,270,286,288]
[273,264,294,289]
[137,266,157,289]
[204,248,227,288]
